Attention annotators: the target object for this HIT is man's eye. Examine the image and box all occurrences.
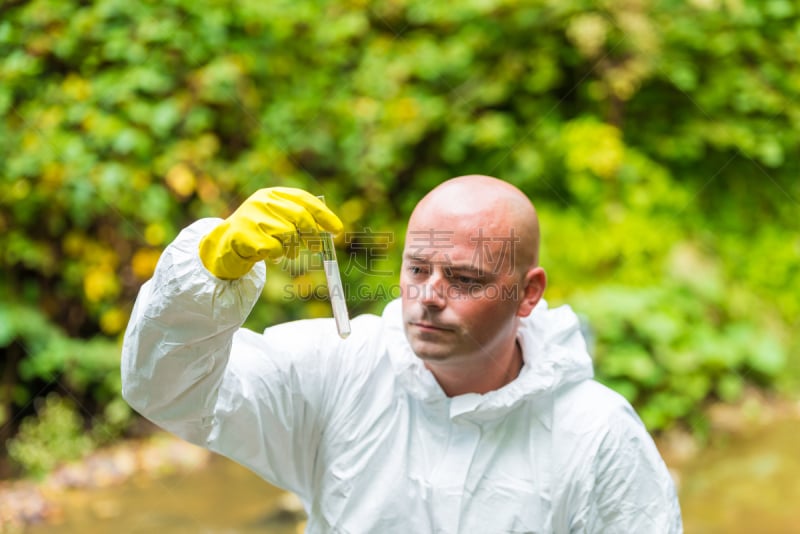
[446,272,479,285]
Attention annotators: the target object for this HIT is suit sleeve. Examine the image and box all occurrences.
[121,218,342,501]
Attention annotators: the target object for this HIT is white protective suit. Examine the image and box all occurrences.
[122,219,683,533]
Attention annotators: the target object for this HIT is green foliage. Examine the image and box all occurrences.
[0,302,132,459]
[572,282,787,432]
[1,0,799,457]
[6,394,93,479]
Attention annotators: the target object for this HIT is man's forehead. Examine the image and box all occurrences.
[403,226,520,272]
[406,228,458,245]
[405,227,521,246]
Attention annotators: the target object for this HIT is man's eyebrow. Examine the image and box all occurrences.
[403,252,431,261]
[445,264,486,275]
[404,256,486,273]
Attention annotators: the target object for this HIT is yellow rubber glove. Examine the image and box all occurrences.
[198,187,344,280]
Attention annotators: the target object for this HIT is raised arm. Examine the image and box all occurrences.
[121,188,345,498]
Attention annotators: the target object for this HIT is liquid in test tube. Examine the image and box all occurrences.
[317,197,351,338]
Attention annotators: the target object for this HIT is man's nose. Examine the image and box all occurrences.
[419,270,446,309]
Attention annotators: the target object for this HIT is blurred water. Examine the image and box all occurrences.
[22,418,800,533]
[25,454,301,534]
[679,419,800,534]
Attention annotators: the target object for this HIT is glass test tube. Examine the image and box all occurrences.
[317,197,351,338]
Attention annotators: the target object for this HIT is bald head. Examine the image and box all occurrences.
[408,175,541,270]
[400,175,547,378]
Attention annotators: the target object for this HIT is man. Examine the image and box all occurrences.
[122,175,682,533]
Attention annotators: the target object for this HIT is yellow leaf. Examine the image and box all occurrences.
[84,266,120,303]
[145,224,166,246]
[62,73,92,101]
[567,13,610,58]
[386,97,419,124]
[353,97,379,120]
[165,163,197,197]
[563,120,625,179]
[197,177,220,202]
[100,307,127,335]
[132,248,162,279]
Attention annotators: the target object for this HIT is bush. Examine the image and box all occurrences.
[572,282,786,433]
[1,0,798,454]
[6,394,93,479]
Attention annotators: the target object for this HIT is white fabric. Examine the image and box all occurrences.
[122,219,683,533]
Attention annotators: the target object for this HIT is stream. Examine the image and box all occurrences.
[679,418,800,534]
[19,417,800,534]
[23,453,300,534]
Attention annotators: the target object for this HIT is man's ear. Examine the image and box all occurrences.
[516,267,546,318]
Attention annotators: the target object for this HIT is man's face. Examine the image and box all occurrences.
[399,215,527,365]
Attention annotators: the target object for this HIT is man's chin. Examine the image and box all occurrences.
[408,339,453,361]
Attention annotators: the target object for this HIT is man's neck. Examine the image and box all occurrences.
[425,341,524,397]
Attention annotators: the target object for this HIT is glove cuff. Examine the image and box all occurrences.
[198,224,255,280]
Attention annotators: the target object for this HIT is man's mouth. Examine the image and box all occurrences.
[410,322,453,332]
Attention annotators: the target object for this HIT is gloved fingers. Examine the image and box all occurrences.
[252,195,320,254]
[256,187,344,254]
[206,187,345,275]
[269,188,345,236]
[233,232,288,262]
